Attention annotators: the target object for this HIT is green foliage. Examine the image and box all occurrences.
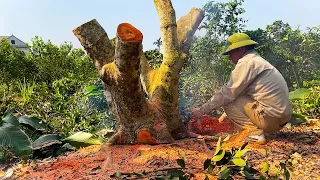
[31,134,61,150]
[0,39,36,86]
[290,81,320,119]
[27,36,96,84]
[180,0,320,123]
[2,77,113,137]
[0,124,32,157]
[144,49,163,69]
[16,78,36,105]
[246,22,320,89]
[83,85,104,99]
[17,116,46,132]
[179,0,245,113]
[201,0,246,37]
[201,137,294,179]
[0,111,102,159]
[289,88,311,101]
[62,131,102,148]
[0,111,33,157]
[0,36,110,138]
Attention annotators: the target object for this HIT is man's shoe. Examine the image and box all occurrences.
[247,133,267,144]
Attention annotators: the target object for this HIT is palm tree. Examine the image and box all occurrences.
[153,37,162,51]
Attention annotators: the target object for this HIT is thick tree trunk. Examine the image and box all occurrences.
[73,0,204,145]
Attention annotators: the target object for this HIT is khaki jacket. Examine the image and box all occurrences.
[200,50,292,119]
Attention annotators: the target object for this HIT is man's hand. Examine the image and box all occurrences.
[191,108,203,120]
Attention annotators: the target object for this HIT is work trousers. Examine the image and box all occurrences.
[223,95,290,135]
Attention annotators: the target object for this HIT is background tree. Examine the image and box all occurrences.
[246,21,320,89]
[0,39,36,87]
[153,37,162,51]
[179,0,246,114]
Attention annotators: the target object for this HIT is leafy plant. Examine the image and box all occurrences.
[144,49,163,69]
[203,137,293,179]
[290,83,320,119]
[0,110,102,158]
[0,123,32,156]
[16,78,36,105]
[289,88,311,101]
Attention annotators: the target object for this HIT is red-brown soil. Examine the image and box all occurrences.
[8,119,320,180]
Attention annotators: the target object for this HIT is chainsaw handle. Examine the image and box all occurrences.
[218,113,227,123]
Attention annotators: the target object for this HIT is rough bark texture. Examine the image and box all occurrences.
[73,0,204,145]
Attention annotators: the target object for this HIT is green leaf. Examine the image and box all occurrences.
[3,109,14,118]
[284,169,290,180]
[280,162,286,170]
[232,158,246,167]
[204,175,209,180]
[260,175,267,180]
[244,166,259,174]
[178,149,186,161]
[223,135,230,142]
[176,159,186,169]
[167,169,185,178]
[208,164,215,173]
[32,134,62,150]
[83,85,104,99]
[220,166,227,172]
[261,161,269,173]
[86,85,97,93]
[234,149,249,158]
[212,149,225,162]
[62,132,102,148]
[289,88,311,100]
[291,112,307,122]
[83,92,104,99]
[0,124,32,156]
[17,116,46,132]
[0,149,5,159]
[2,114,19,126]
[115,170,121,178]
[204,159,211,170]
[219,167,232,179]
[133,171,144,177]
[240,142,248,150]
[54,143,75,156]
[243,171,255,179]
[214,137,222,155]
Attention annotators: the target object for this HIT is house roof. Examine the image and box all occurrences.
[0,35,27,48]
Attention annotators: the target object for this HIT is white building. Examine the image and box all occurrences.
[0,35,28,54]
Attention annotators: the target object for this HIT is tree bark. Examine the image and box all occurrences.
[73,0,204,145]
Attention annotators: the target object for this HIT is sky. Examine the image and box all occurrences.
[0,0,319,50]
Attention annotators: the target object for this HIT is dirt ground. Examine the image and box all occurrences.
[5,119,320,180]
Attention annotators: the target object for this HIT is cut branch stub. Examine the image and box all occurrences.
[111,23,149,127]
[177,7,204,54]
[117,23,143,43]
[115,23,143,72]
[72,19,114,71]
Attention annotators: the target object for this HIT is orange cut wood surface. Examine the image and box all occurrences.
[117,23,143,42]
